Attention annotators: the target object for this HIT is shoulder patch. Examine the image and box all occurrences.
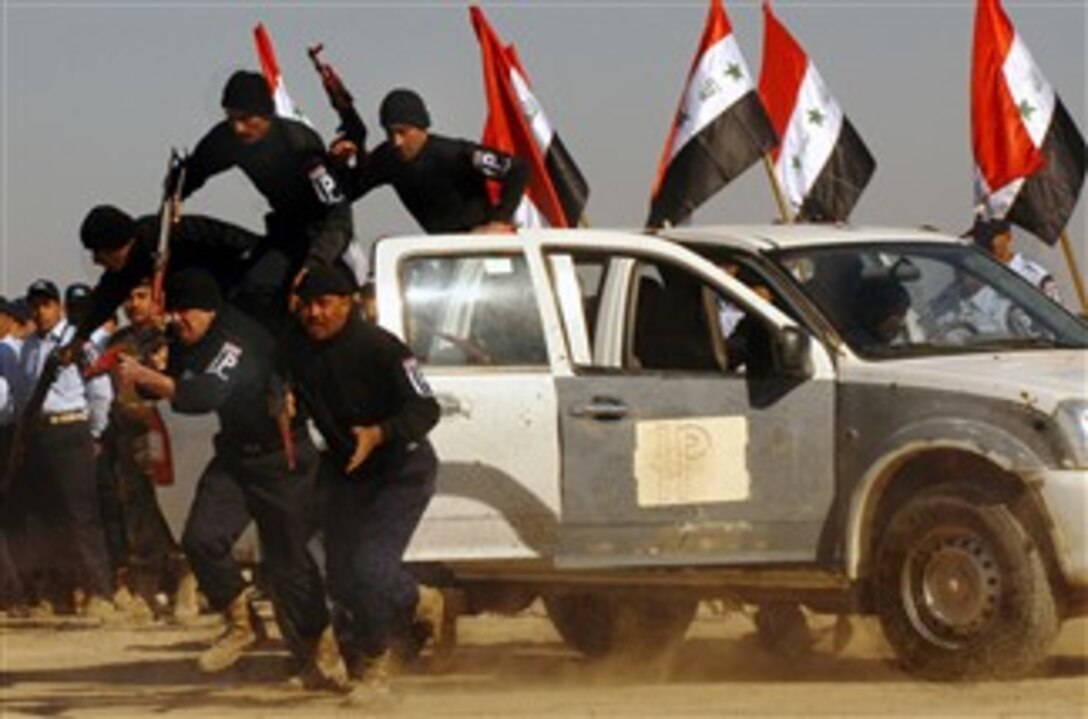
[308,162,345,205]
[402,357,433,397]
[472,148,512,179]
[207,341,243,381]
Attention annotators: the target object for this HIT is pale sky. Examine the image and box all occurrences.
[1,1,1085,301]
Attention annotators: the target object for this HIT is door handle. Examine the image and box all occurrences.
[436,393,470,418]
[570,397,629,421]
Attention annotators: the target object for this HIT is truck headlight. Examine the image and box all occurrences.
[1054,400,1088,468]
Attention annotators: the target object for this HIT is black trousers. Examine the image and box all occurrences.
[323,442,437,661]
[232,213,354,335]
[0,424,26,605]
[16,421,114,599]
[181,436,328,662]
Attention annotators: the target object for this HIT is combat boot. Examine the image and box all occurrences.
[172,566,200,623]
[81,594,122,624]
[287,625,350,692]
[415,584,459,668]
[197,586,261,673]
[343,649,399,709]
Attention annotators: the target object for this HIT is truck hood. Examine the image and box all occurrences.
[841,349,1088,414]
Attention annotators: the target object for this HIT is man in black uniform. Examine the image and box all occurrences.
[117,269,343,683]
[280,265,440,707]
[334,88,528,234]
[183,70,355,329]
[73,204,261,348]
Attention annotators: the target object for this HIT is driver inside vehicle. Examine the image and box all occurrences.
[848,275,912,349]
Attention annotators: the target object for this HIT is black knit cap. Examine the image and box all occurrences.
[65,282,93,307]
[379,89,430,130]
[221,70,275,117]
[165,269,222,312]
[81,205,137,251]
[296,264,357,302]
[856,276,910,332]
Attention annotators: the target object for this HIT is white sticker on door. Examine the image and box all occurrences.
[635,416,750,506]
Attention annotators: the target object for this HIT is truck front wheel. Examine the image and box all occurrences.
[874,492,1058,679]
[543,593,696,661]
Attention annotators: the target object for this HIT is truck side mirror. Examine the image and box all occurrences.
[775,326,812,379]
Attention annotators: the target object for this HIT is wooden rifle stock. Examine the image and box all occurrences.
[151,150,187,312]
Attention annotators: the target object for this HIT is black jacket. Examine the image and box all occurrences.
[280,314,440,479]
[344,134,528,234]
[77,215,259,342]
[169,308,299,449]
[184,117,354,268]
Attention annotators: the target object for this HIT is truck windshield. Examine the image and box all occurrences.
[774,242,1088,357]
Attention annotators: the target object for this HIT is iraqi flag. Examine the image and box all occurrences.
[471,6,589,228]
[648,0,776,229]
[254,23,310,125]
[972,0,1086,244]
[758,2,875,222]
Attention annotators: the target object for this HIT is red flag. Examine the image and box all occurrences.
[648,0,776,228]
[471,6,588,228]
[254,23,309,124]
[972,0,1044,196]
[757,2,874,222]
[971,0,1086,243]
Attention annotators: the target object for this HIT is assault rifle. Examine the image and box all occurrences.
[81,325,167,380]
[269,381,298,472]
[307,44,367,147]
[152,150,187,311]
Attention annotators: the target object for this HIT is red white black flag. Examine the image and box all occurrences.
[254,23,309,125]
[471,6,589,228]
[972,0,1086,244]
[648,0,776,229]
[758,2,875,222]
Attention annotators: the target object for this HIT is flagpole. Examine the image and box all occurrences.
[761,154,792,224]
[1058,230,1088,313]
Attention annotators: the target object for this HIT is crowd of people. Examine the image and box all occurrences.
[1,67,527,707]
[0,59,1069,708]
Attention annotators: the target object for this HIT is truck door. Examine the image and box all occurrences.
[375,238,564,563]
[547,246,837,568]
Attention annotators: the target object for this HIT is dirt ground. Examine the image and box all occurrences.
[1,603,1085,718]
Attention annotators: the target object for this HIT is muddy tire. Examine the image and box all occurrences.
[543,593,696,660]
[874,492,1058,680]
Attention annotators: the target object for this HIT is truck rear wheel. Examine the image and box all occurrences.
[874,492,1058,679]
[543,593,696,660]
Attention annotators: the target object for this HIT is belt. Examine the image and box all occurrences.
[39,410,89,426]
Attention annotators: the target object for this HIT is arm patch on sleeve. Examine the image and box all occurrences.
[207,341,243,381]
[402,357,433,397]
[308,162,345,205]
[472,149,513,179]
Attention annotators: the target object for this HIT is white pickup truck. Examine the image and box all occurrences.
[370,224,1088,680]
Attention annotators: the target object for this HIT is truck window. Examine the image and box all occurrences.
[400,254,549,367]
[628,261,726,373]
